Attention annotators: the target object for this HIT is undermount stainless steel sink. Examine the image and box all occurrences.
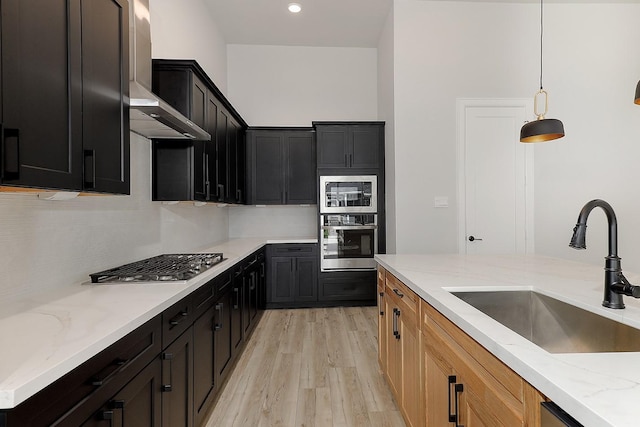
[450,290,640,353]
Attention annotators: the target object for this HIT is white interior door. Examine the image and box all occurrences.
[457,99,534,255]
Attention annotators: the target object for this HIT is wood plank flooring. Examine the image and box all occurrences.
[204,307,406,427]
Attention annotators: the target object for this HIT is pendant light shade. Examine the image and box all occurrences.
[520,118,565,143]
[635,80,640,105]
[520,0,565,143]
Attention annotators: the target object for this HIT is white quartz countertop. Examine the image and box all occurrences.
[375,253,640,427]
[0,237,316,410]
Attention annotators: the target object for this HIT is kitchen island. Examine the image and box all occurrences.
[375,253,640,427]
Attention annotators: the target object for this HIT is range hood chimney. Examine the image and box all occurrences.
[128,0,210,140]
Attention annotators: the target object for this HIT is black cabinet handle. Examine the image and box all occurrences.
[90,358,127,386]
[393,288,404,298]
[448,375,464,426]
[454,383,464,427]
[218,184,225,201]
[205,154,211,200]
[448,375,457,423]
[168,310,188,327]
[1,127,19,179]
[162,384,173,392]
[236,189,242,203]
[213,302,223,330]
[349,153,353,167]
[99,410,114,421]
[260,262,265,278]
[83,149,96,189]
[392,308,400,339]
[379,292,384,316]
[233,287,240,309]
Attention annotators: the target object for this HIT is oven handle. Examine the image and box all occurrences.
[321,225,378,230]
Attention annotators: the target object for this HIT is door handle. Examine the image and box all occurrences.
[468,236,483,242]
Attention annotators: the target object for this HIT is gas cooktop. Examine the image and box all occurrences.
[90,253,225,283]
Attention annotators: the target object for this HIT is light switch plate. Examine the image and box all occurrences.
[434,196,449,208]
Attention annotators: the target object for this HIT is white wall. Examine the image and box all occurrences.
[378,7,396,253]
[226,44,379,236]
[150,0,228,93]
[0,135,229,306]
[227,44,378,126]
[391,1,640,272]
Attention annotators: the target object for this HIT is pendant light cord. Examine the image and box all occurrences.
[539,0,544,90]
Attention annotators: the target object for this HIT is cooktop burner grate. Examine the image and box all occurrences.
[90,253,225,283]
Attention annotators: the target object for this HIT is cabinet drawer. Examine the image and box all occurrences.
[268,243,317,256]
[162,295,193,348]
[386,272,419,320]
[1,316,161,427]
[319,271,376,301]
[192,279,216,319]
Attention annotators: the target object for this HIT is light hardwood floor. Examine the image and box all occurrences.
[204,306,406,427]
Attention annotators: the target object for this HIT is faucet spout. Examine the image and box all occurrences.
[569,199,640,309]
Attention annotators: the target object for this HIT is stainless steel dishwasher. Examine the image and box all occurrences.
[541,402,583,427]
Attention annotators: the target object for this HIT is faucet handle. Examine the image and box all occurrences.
[611,273,640,298]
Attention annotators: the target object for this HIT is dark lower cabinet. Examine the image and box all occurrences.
[319,271,377,303]
[81,358,163,427]
[0,251,268,427]
[161,329,194,427]
[266,244,319,308]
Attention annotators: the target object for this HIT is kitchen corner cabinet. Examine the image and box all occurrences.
[0,0,130,194]
[266,244,318,307]
[314,122,384,170]
[246,128,316,205]
[376,267,545,427]
[151,60,247,204]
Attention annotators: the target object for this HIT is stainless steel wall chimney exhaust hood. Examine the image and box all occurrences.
[128,0,210,140]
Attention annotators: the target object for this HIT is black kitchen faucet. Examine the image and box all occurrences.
[569,199,640,308]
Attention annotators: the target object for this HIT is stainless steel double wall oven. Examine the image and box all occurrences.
[319,175,378,271]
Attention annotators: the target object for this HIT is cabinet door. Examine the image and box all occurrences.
[251,132,284,204]
[349,125,381,169]
[316,126,348,168]
[399,306,421,427]
[214,289,233,384]
[231,268,244,355]
[80,358,163,427]
[80,0,129,194]
[227,117,241,203]
[269,257,295,303]
[193,140,207,201]
[161,329,194,427]
[294,257,318,302]
[193,307,216,426]
[424,345,456,427]
[191,75,207,130]
[1,0,83,190]
[285,132,316,204]
[385,298,401,397]
[205,96,218,201]
[215,107,228,202]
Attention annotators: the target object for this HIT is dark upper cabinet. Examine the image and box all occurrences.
[0,0,129,194]
[246,128,316,205]
[315,122,384,170]
[151,60,247,204]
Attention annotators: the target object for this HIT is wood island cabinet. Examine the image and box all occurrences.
[0,0,130,194]
[377,266,545,427]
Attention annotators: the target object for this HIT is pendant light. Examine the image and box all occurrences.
[635,80,640,105]
[520,0,565,143]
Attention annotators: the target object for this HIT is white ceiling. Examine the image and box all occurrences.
[203,0,640,48]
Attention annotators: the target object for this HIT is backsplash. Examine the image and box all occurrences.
[0,133,229,307]
[228,205,317,239]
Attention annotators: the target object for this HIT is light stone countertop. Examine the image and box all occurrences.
[0,237,316,410]
[375,253,640,427]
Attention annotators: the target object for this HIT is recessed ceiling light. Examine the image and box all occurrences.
[288,3,301,13]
